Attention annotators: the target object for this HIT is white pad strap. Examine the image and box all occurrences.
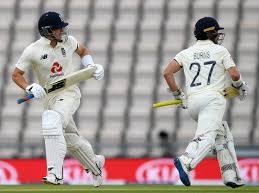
[64,133,101,176]
[42,110,66,179]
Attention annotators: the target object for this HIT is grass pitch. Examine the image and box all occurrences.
[0,185,258,193]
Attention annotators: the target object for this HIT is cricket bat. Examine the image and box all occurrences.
[152,86,240,108]
[17,66,96,104]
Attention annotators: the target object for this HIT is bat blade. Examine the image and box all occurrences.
[152,99,182,108]
[45,66,96,93]
[16,66,96,104]
[153,86,239,108]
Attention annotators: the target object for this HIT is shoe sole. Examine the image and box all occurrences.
[174,158,191,186]
[42,178,62,185]
[225,182,245,188]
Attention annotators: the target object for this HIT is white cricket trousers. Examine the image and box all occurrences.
[44,86,81,133]
[187,91,227,137]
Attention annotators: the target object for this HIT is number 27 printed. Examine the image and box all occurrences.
[190,61,216,87]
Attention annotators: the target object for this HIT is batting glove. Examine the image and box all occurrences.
[232,82,249,101]
[26,83,46,99]
[168,88,188,109]
[92,64,104,80]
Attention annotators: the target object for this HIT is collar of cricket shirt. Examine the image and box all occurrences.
[39,37,63,48]
[39,37,51,45]
[196,40,214,45]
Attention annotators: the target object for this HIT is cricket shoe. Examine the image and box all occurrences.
[42,173,63,185]
[92,155,105,187]
[223,170,245,188]
[174,157,191,186]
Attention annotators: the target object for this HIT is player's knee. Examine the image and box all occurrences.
[214,134,226,152]
[42,110,63,136]
[53,109,70,128]
[222,121,234,141]
[198,130,217,146]
[64,133,82,150]
[65,133,92,151]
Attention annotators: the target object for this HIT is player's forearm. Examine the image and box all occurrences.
[227,66,241,81]
[227,66,246,88]
[76,43,91,58]
[76,44,95,66]
[163,60,181,92]
[12,71,28,90]
[164,74,179,92]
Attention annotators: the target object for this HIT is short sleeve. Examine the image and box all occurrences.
[222,48,236,69]
[16,46,32,72]
[68,35,79,52]
[174,51,184,67]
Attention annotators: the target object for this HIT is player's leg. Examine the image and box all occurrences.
[50,89,105,187]
[174,130,217,186]
[65,118,105,187]
[214,121,244,188]
[42,88,80,184]
[174,94,226,186]
[42,110,66,185]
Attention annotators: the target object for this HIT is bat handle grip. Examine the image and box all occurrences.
[16,94,34,104]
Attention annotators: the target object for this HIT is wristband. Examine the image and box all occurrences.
[232,77,243,88]
[81,55,94,67]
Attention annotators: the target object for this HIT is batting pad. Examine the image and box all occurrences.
[184,131,217,170]
[65,133,101,176]
[214,121,242,182]
[42,110,66,179]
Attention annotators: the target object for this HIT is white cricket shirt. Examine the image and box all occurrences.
[174,40,236,96]
[16,36,79,87]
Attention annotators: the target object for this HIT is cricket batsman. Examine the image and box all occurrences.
[12,11,105,186]
[163,17,249,188]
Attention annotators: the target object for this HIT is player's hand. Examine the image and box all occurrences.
[236,82,249,101]
[168,88,188,109]
[26,83,46,99]
[92,64,104,80]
